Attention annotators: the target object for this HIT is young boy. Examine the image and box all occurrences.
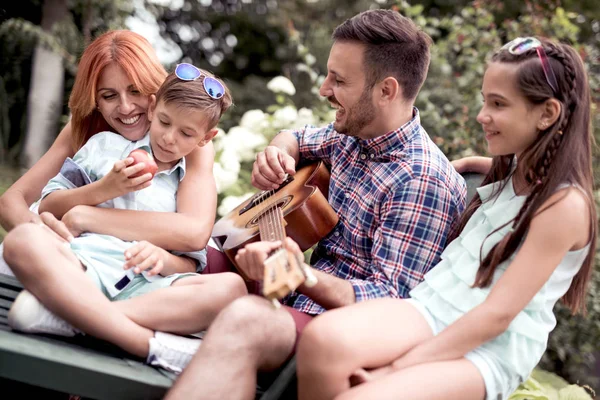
[7,64,244,374]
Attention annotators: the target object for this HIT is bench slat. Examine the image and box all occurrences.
[0,330,175,399]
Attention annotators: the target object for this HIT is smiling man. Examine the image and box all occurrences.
[166,9,467,400]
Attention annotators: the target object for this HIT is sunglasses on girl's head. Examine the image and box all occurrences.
[174,63,225,100]
[501,37,559,95]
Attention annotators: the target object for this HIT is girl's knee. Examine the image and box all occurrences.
[298,313,350,362]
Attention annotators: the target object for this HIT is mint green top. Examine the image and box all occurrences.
[410,177,589,382]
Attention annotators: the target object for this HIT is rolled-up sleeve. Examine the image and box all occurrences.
[172,249,207,273]
[41,135,104,200]
[291,124,340,165]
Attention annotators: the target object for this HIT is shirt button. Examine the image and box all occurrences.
[344,192,350,198]
[369,153,374,159]
[334,231,340,237]
[360,153,367,160]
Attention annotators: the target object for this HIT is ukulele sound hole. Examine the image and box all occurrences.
[245,196,293,229]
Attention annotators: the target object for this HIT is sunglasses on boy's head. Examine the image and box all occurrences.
[175,63,225,100]
[501,37,559,95]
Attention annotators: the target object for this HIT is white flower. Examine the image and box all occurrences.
[304,53,316,66]
[273,105,299,128]
[218,192,254,217]
[296,63,318,82]
[212,128,227,152]
[218,149,241,173]
[239,109,268,131]
[267,76,296,96]
[295,107,315,127]
[213,161,239,194]
[440,63,452,75]
[222,126,267,162]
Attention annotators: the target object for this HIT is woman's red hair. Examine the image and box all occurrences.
[68,30,167,150]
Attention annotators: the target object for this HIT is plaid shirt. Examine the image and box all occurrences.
[286,109,467,315]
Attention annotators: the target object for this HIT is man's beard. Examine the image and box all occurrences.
[332,90,376,137]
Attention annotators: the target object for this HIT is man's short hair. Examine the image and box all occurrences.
[332,9,432,101]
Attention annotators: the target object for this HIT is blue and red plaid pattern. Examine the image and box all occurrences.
[285,108,467,315]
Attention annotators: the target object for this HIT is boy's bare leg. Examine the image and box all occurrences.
[114,273,247,334]
[165,295,296,400]
[3,224,153,357]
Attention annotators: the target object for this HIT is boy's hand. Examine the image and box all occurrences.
[252,146,296,190]
[123,240,166,277]
[99,157,153,199]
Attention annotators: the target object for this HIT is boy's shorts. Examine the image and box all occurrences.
[84,265,197,301]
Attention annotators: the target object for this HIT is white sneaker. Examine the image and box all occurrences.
[8,290,78,337]
[147,331,202,374]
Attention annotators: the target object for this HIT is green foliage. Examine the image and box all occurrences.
[0,0,132,165]
[0,18,79,74]
[395,1,600,164]
[509,368,594,399]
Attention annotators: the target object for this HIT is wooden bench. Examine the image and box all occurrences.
[0,272,295,399]
[0,172,484,399]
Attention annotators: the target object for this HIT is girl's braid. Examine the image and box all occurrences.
[517,44,576,228]
[545,44,578,132]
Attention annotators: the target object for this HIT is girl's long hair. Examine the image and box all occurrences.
[68,30,167,151]
[447,38,596,314]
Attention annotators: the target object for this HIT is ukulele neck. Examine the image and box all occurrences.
[257,206,286,243]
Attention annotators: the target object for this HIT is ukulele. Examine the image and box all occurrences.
[211,161,339,306]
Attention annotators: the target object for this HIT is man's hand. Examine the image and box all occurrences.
[251,146,296,190]
[123,240,168,277]
[234,240,284,281]
[98,157,153,199]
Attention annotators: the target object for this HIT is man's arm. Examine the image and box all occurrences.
[296,269,355,309]
[234,239,356,309]
[270,130,301,162]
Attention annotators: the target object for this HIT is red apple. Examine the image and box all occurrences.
[128,149,158,178]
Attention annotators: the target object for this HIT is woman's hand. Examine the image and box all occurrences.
[98,157,153,200]
[61,205,93,238]
[123,240,168,277]
[38,211,75,243]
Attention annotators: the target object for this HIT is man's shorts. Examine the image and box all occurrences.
[283,305,314,350]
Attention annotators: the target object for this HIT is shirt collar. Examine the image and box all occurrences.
[357,107,422,159]
[133,133,186,181]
